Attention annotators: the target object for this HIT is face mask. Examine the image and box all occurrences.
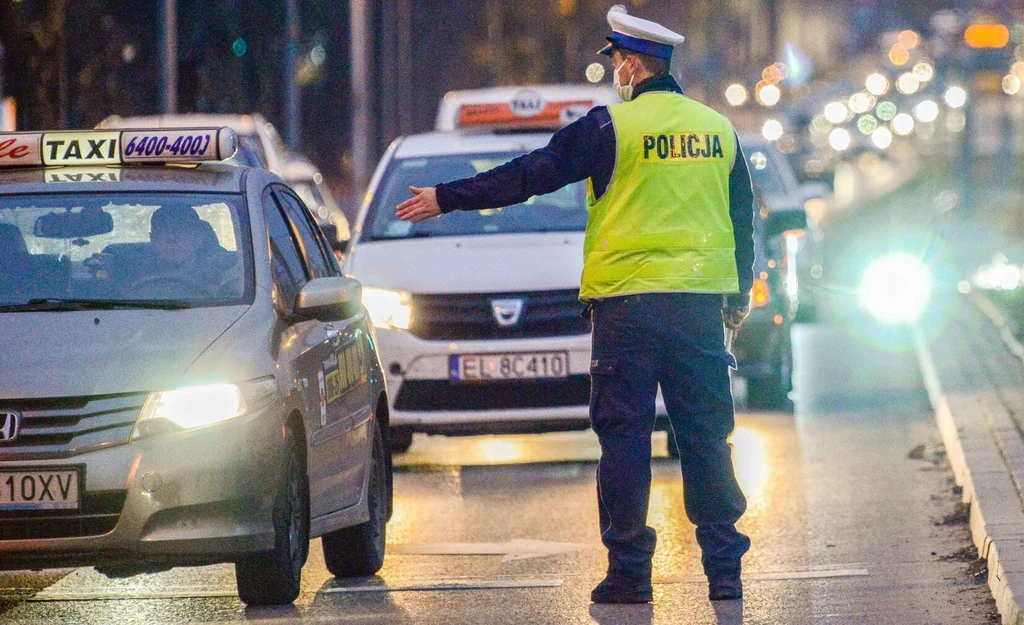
[613,60,635,102]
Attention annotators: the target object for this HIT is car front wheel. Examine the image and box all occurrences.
[322,421,389,577]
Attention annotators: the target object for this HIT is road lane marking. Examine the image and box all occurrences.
[322,578,564,593]
[388,539,592,562]
[657,568,869,584]
[21,578,564,601]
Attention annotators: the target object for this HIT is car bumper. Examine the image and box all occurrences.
[0,404,285,571]
[377,328,595,431]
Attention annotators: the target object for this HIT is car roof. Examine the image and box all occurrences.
[0,163,250,195]
[98,114,266,136]
[393,131,555,159]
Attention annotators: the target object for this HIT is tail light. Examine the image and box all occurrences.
[752,279,770,307]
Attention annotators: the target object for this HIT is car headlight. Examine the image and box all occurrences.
[362,287,413,330]
[859,253,932,324]
[132,377,278,440]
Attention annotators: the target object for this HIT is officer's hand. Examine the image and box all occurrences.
[396,186,441,224]
[722,306,749,331]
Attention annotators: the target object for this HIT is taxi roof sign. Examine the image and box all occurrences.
[0,127,238,168]
[435,84,619,132]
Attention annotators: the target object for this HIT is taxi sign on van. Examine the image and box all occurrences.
[457,92,594,130]
[0,127,238,168]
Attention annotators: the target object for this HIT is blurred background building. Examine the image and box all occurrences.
[0,0,1022,209]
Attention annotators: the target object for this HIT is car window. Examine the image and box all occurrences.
[274,187,336,278]
[363,152,588,241]
[262,188,308,307]
[0,192,252,307]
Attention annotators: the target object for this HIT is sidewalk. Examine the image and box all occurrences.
[917,294,1024,625]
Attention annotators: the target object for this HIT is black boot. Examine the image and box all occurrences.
[591,575,653,604]
[708,575,742,601]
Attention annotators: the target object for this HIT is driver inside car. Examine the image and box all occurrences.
[131,206,237,298]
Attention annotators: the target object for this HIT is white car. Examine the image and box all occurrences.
[345,85,617,452]
[98,113,286,176]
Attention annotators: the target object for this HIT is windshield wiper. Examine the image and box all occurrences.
[0,298,192,312]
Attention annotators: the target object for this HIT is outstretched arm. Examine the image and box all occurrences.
[396,109,608,224]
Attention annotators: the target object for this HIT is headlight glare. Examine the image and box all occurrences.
[859,253,932,324]
[362,287,413,330]
[132,377,277,440]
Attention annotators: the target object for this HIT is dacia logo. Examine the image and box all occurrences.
[642,132,725,162]
[491,299,524,327]
[0,413,21,443]
[510,91,545,118]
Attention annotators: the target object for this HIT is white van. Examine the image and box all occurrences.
[344,85,617,452]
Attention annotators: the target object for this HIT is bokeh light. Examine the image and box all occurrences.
[866,73,890,96]
[912,62,934,82]
[896,73,921,94]
[585,63,605,83]
[944,86,967,108]
[725,83,749,106]
[876,101,898,121]
[829,128,852,151]
[898,30,920,50]
[892,113,915,136]
[857,115,878,135]
[757,83,781,106]
[761,119,784,142]
[889,43,910,66]
[849,92,875,114]
[1004,74,1022,95]
[824,101,849,124]
[871,127,893,149]
[914,100,940,123]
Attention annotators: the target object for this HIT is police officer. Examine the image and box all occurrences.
[396,8,755,605]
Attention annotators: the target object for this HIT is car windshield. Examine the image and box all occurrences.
[363,152,588,241]
[0,192,253,309]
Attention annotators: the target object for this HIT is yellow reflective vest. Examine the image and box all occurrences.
[582,91,740,300]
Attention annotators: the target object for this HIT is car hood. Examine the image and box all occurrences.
[0,305,250,399]
[349,232,585,293]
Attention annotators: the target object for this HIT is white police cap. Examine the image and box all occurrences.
[598,7,685,60]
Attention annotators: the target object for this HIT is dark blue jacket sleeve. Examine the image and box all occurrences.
[435,108,609,213]
[727,136,756,308]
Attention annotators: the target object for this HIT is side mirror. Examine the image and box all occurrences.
[765,209,808,239]
[294,277,362,322]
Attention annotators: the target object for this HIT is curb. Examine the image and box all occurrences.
[913,302,1024,625]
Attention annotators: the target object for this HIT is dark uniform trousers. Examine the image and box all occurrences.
[589,292,751,583]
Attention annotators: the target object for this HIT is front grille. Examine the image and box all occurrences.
[0,393,147,460]
[410,290,590,341]
[0,490,126,540]
[394,376,591,411]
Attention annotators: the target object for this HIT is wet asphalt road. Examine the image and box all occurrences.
[0,319,999,624]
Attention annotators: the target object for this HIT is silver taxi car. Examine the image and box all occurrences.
[0,128,391,606]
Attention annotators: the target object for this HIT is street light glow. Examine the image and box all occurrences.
[866,73,889,96]
[725,83,749,106]
[1004,75,1022,95]
[944,86,967,108]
